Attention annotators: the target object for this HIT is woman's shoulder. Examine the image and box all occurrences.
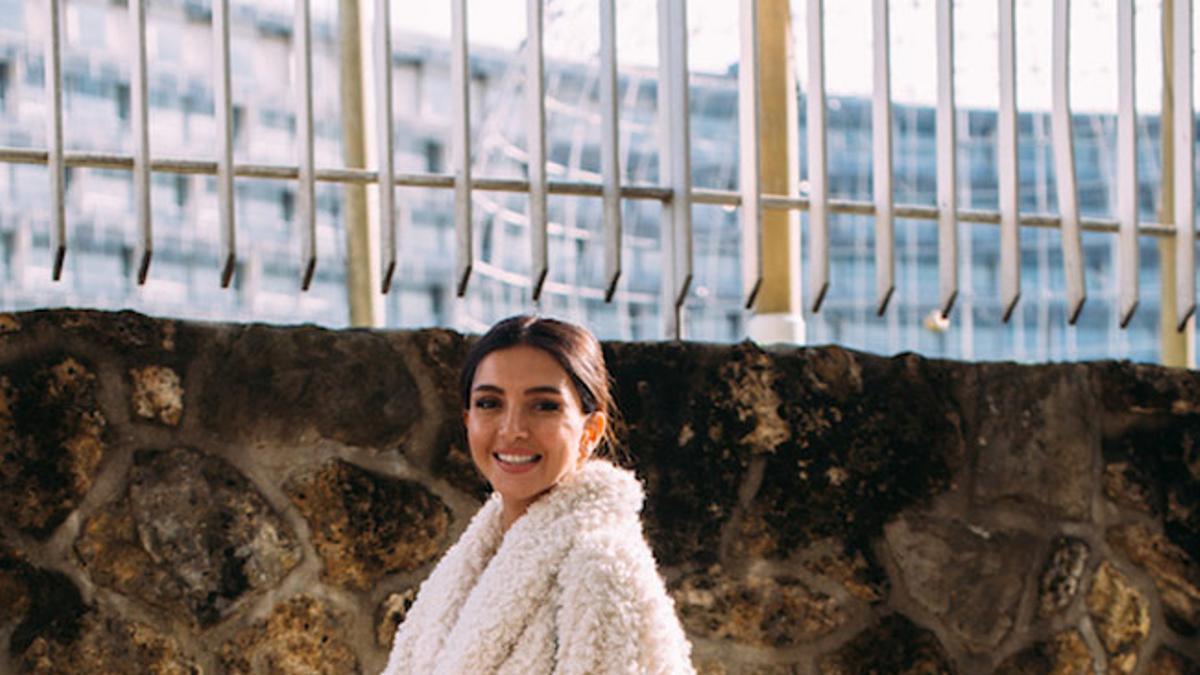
[557,460,645,523]
[560,516,660,598]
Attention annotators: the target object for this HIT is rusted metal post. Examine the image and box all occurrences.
[1160,0,1196,366]
[747,0,805,344]
[339,0,378,326]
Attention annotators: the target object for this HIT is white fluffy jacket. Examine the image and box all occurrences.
[382,460,696,674]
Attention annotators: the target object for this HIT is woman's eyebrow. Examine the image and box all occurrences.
[472,384,561,395]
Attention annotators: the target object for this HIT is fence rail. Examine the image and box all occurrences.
[0,0,1197,341]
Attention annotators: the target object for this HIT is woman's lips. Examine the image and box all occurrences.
[494,451,542,474]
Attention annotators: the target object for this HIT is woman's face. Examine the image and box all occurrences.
[465,345,603,508]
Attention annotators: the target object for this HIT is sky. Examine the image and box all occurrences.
[254,0,1177,114]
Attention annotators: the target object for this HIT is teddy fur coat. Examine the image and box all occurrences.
[381,460,696,675]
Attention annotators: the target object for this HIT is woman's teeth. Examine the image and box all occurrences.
[496,453,540,464]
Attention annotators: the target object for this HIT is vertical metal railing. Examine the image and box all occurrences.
[997,0,1020,322]
[130,0,152,284]
[375,0,397,293]
[451,0,472,298]
[806,0,829,313]
[1174,0,1197,330]
[3,0,1198,348]
[1117,0,1139,327]
[657,0,693,339]
[599,0,622,302]
[872,0,894,316]
[526,0,548,301]
[935,0,958,318]
[294,0,317,291]
[213,0,237,288]
[44,0,65,281]
[738,0,763,310]
[1051,0,1086,324]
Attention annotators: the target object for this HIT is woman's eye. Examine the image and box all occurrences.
[473,398,499,409]
[534,400,561,412]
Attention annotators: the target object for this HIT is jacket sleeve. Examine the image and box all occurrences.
[553,530,696,675]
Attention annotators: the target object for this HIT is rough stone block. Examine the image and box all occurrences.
[1037,537,1090,616]
[376,587,418,647]
[18,309,180,355]
[818,613,954,674]
[0,547,94,674]
[719,349,790,454]
[694,661,800,675]
[1086,561,1151,674]
[285,459,449,590]
[993,630,1094,675]
[77,447,301,627]
[1146,647,1200,675]
[384,329,489,495]
[1101,414,1200,576]
[219,595,358,675]
[0,356,108,539]
[1107,523,1200,636]
[753,350,961,557]
[0,313,21,333]
[1097,361,1200,418]
[438,441,490,501]
[800,544,888,603]
[129,365,183,426]
[606,342,752,566]
[0,544,32,627]
[19,611,197,675]
[389,327,466,416]
[1103,461,1157,514]
[75,498,182,614]
[0,552,93,668]
[671,568,849,648]
[966,365,1097,520]
[884,515,1034,652]
[197,324,420,448]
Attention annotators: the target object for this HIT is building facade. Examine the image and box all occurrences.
[0,0,1178,360]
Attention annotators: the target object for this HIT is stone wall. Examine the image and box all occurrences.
[0,309,1197,674]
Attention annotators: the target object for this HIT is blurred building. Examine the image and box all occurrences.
[0,0,1174,360]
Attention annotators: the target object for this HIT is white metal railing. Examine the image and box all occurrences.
[872,0,893,316]
[1,0,1197,341]
[1052,0,1085,325]
[1174,0,1196,332]
[806,0,828,313]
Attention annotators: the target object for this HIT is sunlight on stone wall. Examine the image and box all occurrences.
[0,309,1196,674]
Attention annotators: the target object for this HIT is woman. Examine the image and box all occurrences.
[383,315,695,674]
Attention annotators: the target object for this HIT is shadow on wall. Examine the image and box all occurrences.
[0,309,1197,674]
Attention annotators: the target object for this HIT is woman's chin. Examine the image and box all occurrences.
[490,474,553,505]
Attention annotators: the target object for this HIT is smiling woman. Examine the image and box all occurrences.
[382,315,695,674]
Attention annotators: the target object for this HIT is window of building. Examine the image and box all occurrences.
[280,189,294,223]
[115,82,130,122]
[0,0,23,33]
[173,175,188,208]
[154,22,182,63]
[227,103,242,139]
[423,139,443,173]
[0,62,8,112]
[68,3,106,50]
[24,53,42,87]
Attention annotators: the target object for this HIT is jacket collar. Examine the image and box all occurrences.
[416,460,643,672]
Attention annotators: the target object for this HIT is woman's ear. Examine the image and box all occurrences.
[580,411,608,458]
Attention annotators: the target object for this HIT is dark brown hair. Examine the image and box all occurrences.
[459,314,623,461]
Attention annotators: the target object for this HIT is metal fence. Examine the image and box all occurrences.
[0,0,1196,341]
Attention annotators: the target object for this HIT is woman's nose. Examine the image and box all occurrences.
[499,407,529,439]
